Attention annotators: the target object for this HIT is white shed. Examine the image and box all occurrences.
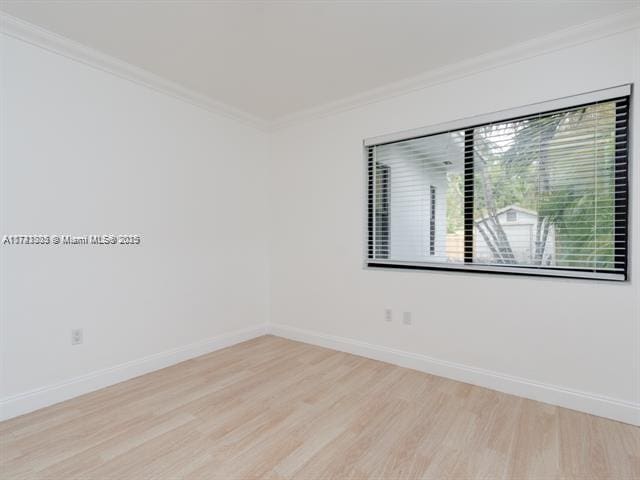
[474,205,556,265]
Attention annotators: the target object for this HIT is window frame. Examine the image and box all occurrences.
[363,85,631,281]
[429,185,436,256]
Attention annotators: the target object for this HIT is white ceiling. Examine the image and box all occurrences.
[1,1,637,122]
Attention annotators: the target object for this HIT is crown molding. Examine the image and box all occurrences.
[270,7,640,131]
[0,13,270,132]
[2,9,639,133]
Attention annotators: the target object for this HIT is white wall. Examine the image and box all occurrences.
[1,23,638,426]
[269,29,640,424]
[0,35,270,417]
[379,135,454,262]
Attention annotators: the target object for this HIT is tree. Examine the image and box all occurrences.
[471,102,616,268]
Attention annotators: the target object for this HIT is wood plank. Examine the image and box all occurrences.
[1,335,637,479]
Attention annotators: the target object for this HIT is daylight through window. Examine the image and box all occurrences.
[366,87,629,280]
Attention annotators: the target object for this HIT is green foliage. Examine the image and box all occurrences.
[465,102,618,268]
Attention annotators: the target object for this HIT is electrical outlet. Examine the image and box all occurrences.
[402,312,412,325]
[384,308,392,322]
[71,328,83,345]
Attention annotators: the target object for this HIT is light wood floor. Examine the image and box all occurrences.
[1,336,638,479]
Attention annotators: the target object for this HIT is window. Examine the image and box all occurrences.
[369,161,390,259]
[365,85,630,281]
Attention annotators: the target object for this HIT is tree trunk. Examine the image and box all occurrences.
[474,150,516,264]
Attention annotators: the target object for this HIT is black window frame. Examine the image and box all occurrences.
[429,185,436,256]
[365,91,631,282]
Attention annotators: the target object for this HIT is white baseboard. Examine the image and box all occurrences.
[4,323,637,426]
[0,324,268,421]
[268,323,640,426]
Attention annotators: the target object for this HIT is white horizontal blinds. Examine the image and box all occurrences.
[367,146,389,259]
[472,99,627,274]
[366,88,629,280]
[368,131,466,263]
